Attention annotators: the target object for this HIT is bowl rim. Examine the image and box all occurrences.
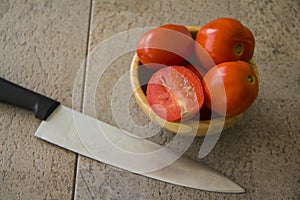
[129,26,258,136]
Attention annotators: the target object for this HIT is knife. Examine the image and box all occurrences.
[0,77,244,193]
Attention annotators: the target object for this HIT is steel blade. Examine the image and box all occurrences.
[35,105,244,193]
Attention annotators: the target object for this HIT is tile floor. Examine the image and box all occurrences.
[0,0,299,199]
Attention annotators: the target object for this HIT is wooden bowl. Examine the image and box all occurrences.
[130,26,259,136]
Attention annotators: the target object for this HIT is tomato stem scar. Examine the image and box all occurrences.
[234,43,243,55]
[247,74,255,84]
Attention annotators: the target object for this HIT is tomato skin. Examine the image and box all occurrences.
[195,18,255,69]
[147,66,204,122]
[137,24,194,69]
[203,61,258,117]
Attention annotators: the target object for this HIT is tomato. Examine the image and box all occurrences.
[203,61,259,117]
[195,18,255,69]
[137,24,194,69]
[147,66,204,122]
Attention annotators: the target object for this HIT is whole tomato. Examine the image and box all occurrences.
[147,66,204,122]
[203,61,259,117]
[195,18,255,69]
[137,24,194,69]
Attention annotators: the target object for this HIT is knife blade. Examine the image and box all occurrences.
[0,77,244,193]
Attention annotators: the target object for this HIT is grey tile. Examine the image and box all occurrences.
[75,0,299,199]
[0,0,90,199]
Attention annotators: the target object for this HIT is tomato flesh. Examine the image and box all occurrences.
[147,66,204,122]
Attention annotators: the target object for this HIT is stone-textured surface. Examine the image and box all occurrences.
[0,0,90,199]
[1,0,299,199]
[75,0,300,199]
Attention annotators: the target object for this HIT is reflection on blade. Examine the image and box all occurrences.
[145,156,245,193]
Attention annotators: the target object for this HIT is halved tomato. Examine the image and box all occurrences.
[146,66,204,122]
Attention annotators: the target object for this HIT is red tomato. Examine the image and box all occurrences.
[203,61,259,117]
[137,24,194,69]
[147,66,204,122]
[195,18,255,69]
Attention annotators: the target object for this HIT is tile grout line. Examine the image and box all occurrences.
[72,0,94,199]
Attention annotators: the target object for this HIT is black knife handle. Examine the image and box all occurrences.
[0,77,60,120]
